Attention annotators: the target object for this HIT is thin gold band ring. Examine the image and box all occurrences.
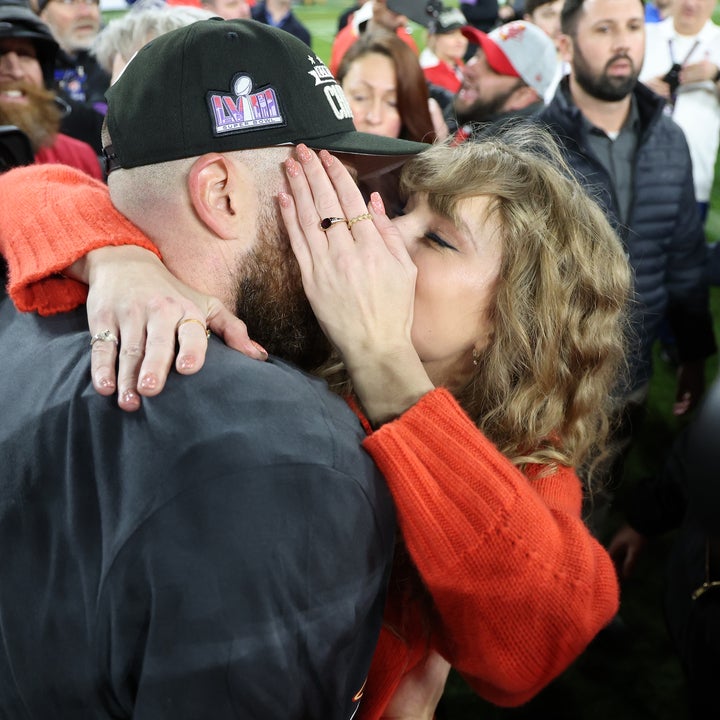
[177,317,211,339]
[347,212,372,228]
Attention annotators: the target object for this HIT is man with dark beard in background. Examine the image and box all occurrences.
[440,20,557,140]
[0,0,101,177]
[539,0,715,542]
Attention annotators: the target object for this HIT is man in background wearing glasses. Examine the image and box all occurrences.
[38,0,108,153]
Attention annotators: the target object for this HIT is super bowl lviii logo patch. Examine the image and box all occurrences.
[208,73,284,135]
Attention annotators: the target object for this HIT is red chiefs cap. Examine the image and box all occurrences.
[462,20,557,97]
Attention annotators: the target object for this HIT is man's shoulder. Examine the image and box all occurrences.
[700,18,720,41]
[537,95,581,145]
[538,90,570,124]
[151,343,372,473]
[642,103,691,151]
[0,306,371,483]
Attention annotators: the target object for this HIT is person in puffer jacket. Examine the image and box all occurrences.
[537,0,716,528]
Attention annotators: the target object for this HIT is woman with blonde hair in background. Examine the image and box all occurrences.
[419,5,468,93]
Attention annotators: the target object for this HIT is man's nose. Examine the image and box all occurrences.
[0,52,24,80]
[464,55,480,77]
[611,27,633,51]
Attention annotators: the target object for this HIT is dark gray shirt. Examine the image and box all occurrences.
[584,96,641,226]
[0,301,395,720]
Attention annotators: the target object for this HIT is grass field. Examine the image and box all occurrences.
[104,3,720,717]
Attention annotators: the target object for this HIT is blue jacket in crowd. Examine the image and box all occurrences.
[539,79,716,394]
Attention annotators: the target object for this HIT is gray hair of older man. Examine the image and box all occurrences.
[92,3,216,75]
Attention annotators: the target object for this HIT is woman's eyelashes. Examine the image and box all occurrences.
[424,232,458,251]
[393,205,458,251]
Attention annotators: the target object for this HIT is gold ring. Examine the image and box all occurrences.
[90,329,119,347]
[319,216,347,231]
[177,317,211,339]
[347,212,372,229]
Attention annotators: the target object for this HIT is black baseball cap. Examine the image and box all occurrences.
[429,7,467,33]
[104,19,428,179]
[0,0,58,87]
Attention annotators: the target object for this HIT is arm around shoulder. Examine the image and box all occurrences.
[0,164,160,315]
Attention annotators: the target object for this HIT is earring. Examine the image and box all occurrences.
[472,348,480,366]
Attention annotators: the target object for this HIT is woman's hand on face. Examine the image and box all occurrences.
[279,145,435,426]
[278,144,417,373]
[78,245,267,412]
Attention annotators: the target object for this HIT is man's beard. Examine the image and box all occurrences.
[0,81,62,153]
[572,45,640,102]
[233,201,331,372]
[453,81,523,125]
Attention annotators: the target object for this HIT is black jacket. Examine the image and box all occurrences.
[0,301,395,719]
[539,79,715,393]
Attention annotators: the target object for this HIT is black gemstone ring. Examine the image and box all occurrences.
[319,216,347,231]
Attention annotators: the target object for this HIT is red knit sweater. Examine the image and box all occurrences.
[0,165,620,719]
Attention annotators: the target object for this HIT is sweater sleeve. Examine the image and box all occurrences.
[0,164,160,316]
[362,387,619,707]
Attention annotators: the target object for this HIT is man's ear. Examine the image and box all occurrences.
[505,83,542,111]
[557,33,573,64]
[187,153,239,239]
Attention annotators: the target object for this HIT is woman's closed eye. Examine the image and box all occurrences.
[424,232,458,251]
[393,206,459,251]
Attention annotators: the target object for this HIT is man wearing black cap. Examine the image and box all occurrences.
[0,0,101,176]
[37,0,109,153]
[0,19,427,719]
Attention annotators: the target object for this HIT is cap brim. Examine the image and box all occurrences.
[461,26,519,79]
[436,23,465,33]
[300,130,428,180]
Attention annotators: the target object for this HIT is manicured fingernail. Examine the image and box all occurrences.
[296,144,312,163]
[370,192,385,215]
[97,376,115,389]
[121,389,138,405]
[319,150,334,168]
[139,373,158,391]
[278,191,291,208]
[178,355,197,371]
[284,158,300,178]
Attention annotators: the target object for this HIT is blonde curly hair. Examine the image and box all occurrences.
[324,124,631,483]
